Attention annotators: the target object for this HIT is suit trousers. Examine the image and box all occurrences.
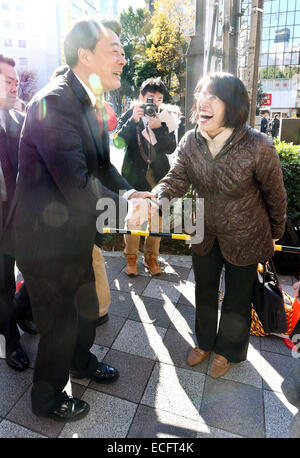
[20,258,99,415]
[0,254,20,353]
[192,241,257,363]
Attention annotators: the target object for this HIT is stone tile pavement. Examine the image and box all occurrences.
[0,251,299,438]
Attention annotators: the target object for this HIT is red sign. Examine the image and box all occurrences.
[261,93,272,106]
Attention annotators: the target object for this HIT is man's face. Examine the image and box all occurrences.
[86,27,126,93]
[0,62,19,109]
[140,91,164,108]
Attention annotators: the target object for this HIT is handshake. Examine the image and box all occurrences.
[126,191,159,228]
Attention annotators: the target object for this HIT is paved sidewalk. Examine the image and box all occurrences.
[0,251,299,438]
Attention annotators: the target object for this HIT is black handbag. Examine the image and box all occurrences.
[252,258,287,334]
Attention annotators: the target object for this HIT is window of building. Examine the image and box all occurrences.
[17,22,25,30]
[3,21,10,29]
[263,1,272,15]
[271,0,280,13]
[18,40,26,48]
[278,12,287,27]
[1,2,9,10]
[287,0,296,11]
[16,3,24,11]
[19,57,28,66]
[4,38,12,47]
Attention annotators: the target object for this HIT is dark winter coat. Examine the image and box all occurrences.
[116,108,177,191]
[154,125,287,266]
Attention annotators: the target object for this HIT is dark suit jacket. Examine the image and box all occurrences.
[116,108,177,191]
[9,69,131,274]
[0,109,24,238]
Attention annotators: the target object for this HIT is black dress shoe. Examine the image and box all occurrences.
[71,362,119,383]
[34,396,90,423]
[6,346,29,372]
[95,314,109,326]
[16,318,38,335]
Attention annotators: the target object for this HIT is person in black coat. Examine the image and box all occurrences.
[116,78,177,276]
[271,114,280,138]
[0,54,36,372]
[5,18,154,422]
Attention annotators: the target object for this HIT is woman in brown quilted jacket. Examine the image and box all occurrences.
[153,73,287,378]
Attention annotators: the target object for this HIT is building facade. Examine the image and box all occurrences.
[239,0,300,118]
[0,0,100,93]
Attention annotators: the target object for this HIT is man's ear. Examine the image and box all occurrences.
[77,48,91,66]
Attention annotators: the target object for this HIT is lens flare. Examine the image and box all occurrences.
[38,98,47,120]
[89,74,102,95]
[113,134,125,149]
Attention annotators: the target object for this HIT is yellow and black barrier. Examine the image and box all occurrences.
[102,229,300,253]
[102,228,191,241]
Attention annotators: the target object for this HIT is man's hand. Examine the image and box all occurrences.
[273,239,279,250]
[147,113,162,130]
[132,104,145,123]
[126,197,159,227]
[128,191,155,200]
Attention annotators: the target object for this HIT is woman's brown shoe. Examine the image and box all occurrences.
[210,354,231,379]
[187,347,211,366]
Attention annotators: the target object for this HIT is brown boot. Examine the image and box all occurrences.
[125,254,138,276]
[210,354,231,379]
[187,347,211,366]
[144,255,162,275]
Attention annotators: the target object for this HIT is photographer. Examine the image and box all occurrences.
[116,77,177,276]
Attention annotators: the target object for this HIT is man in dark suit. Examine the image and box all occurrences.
[8,18,153,422]
[0,54,36,372]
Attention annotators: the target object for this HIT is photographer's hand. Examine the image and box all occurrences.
[132,104,145,123]
[147,113,162,130]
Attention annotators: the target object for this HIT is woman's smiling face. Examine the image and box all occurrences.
[196,84,227,139]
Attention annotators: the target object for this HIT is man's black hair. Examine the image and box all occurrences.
[140,77,168,97]
[64,18,121,68]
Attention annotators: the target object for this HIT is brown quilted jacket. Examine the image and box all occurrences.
[154,124,287,266]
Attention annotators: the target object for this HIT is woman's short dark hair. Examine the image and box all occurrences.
[140,77,168,97]
[191,72,249,129]
[64,18,121,68]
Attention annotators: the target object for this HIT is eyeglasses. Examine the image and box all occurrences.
[194,93,220,105]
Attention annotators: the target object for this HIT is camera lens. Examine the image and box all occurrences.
[145,106,155,116]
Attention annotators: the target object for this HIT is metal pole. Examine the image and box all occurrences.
[228,0,241,75]
[246,0,264,128]
[222,0,230,72]
[207,1,219,73]
[185,0,207,132]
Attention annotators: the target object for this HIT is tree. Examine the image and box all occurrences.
[133,59,164,90]
[120,6,152,98]
[18,69,38,103]
[145,0,194,111]
[256,81,267,115]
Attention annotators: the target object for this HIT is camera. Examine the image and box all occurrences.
[141,97,158,117]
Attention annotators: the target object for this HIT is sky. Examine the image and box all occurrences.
[120,0,146,11]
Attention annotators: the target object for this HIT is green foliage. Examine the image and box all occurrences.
[274,138,300,225]
[259,66,300,79]
[119,6,152,99]
[133,60,164,90]
[256,81,266,115]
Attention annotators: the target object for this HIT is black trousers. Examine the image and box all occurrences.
[192,242,257,363]
[0,254,20,353]
[20,257,99,415]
